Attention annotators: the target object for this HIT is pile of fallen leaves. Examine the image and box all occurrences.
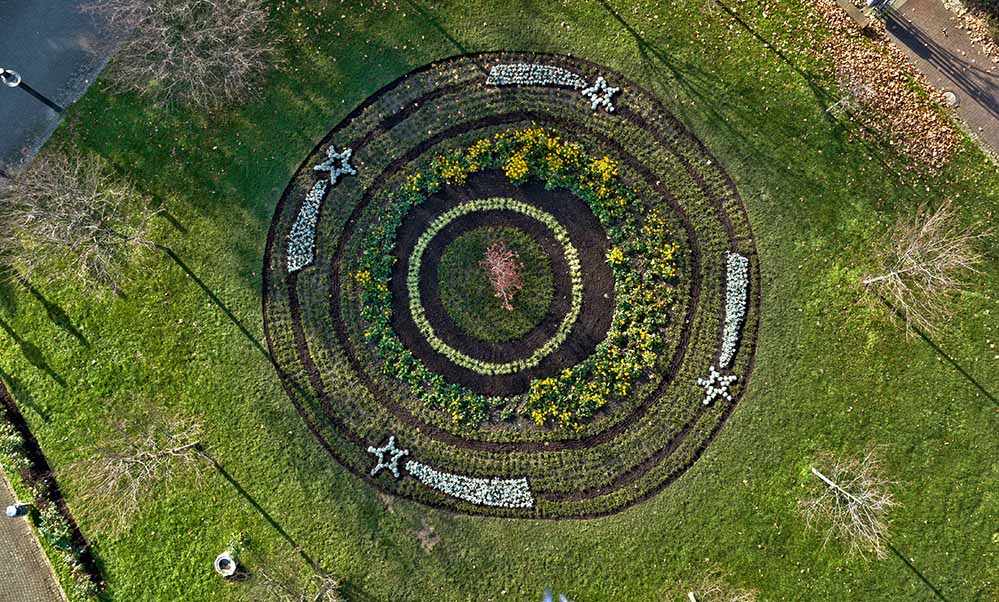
[810,0,960,170]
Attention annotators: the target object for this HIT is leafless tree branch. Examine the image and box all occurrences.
[244,563,343,602]
[685,568,757,602]
[481,238,525,311]
[81,0,279,108]
[69,412,203,533]
[799,447,898,560]
[0,152,157,294]
[863,200,990,337]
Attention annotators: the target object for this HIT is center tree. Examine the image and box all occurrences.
[438,226,553,343]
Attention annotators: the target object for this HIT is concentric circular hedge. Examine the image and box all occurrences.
[263,52,761,518]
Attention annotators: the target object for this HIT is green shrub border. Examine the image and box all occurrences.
[0,383,101,600]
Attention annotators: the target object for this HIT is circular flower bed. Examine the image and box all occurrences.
[263,52,761,518]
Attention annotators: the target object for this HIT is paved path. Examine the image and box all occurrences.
[0,470,66,602]
[0,1,115,171]
[884,0,999,155]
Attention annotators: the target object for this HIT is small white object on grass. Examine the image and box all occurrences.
[214,552,237,578]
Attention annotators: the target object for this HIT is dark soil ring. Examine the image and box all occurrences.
[262,52,762,519]
[422,210,571,359]
[390,170,614,396]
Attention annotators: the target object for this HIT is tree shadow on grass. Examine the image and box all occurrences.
[199,448,317,569]
[20,281,89,347]
[340,581,383,602]
[886,540,951,602]
[0,366,50,423]
[157,246,272,362]
[875,293,997,408]
[606,0,917,181]
[0,315,66,387]
[0,279,17,317]
[592,0,843,185]
[403,0,484,73]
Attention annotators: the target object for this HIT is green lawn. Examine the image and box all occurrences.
[1,0,997,600]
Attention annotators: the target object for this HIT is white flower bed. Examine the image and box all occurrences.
[313,146,356,184]
[287,145,357,273]
[286,180,328,273]
[582,76,620,112]
[367,435,410,478]
[485,63,587,89]
[405,460,534,508]
[697,365,737,406]
[719,252,749,368]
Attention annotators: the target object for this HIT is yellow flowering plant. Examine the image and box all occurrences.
[356,126,682,429]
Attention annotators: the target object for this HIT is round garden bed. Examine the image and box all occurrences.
[263,52,761,518]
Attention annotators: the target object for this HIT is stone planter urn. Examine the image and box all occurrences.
[214,551,237,578]
[4,503,29,518]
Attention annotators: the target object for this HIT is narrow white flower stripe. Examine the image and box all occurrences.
[485,63,587,89]
[405,459,534,508]
[719,252,749,368]
[286,180,328,273]
[697,365,737,406]
[287,146,357,273]
[582,76,620,112]
[407,197,584,375]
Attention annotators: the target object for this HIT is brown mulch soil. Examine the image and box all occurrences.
[390,169,615,397]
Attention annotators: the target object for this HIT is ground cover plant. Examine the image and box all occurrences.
[0,0,996,600]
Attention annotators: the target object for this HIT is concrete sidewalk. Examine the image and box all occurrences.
[0,1,115,171]
[884,0,999,155]
[0,471,66,602]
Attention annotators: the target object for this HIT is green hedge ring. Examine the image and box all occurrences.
[407,197,583,376]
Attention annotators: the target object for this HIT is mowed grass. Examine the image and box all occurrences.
[0,0,997,600]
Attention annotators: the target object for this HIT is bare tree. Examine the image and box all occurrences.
[481,239,525,311]
[70,412,203,532]
[82,0,279,108]
[684,568,757,602]
[244,563,343,602]
[0,152,158,294]
[863,200,990,337]
[799,447,898,560]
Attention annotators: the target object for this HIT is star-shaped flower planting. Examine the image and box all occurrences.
[367,435,409,478]
[582,76,620,112]
[697,365,737,406]
[314,145,357,185]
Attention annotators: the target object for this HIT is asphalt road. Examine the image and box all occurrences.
[0,1,114,171]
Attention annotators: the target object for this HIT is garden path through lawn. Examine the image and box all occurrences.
[884,0,999,156]
[0,470,66,602]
